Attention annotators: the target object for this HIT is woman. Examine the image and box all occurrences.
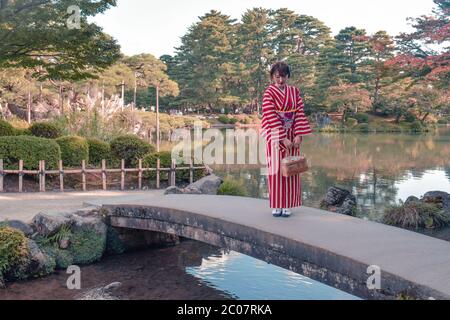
[261,61,312,217]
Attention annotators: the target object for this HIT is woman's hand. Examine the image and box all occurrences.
[293,136,302,148]
[282,138,293,149]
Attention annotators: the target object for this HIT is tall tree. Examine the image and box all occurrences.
[391,0,449,88]
[367,31,396,111]
[333,27,372,84]
[237,7,274,113]
[0,0,121,81]
[173,10,238,112]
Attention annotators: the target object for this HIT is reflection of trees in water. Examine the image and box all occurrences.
[210,130,450,218]
[302,133,450,177]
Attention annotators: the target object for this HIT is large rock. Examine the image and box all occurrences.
[164,174,223,195]
[32,213,71,237]
[321,187,351,206]
[336,195,357,216]
[2,220,33,237]
[68,215,107,265]
[421,191,450,213]
[77,282,122,300]
[25,240,56,278]
[321,187,357,216]
[405,196,420,206]
[164,186,184,195]
[184,174,223,195]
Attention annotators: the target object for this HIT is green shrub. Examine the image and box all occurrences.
[345,118,358,128]
[13,127,31,136]
[228,117,238,124]
[404,112,417,123]
[437,118,448,125]
[355,123,370,133]
[318,125,341,133]
[142,151,172,180]
[383,202,450,230]
[87,138,111,167]
[0,135,61,170]
[217,176,248,197]
[29,122,62,139]
[410,121,423,132]
[0,227,29,278]
[0,119,15,136]
[218,115,229,124]
[56,136,89,167]
[354,113,369,124]
[110,134,154,167]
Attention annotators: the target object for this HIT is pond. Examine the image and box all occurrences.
[209,126,450,222]
[3,128,449,300]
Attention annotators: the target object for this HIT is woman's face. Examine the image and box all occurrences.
[273,71,288,87]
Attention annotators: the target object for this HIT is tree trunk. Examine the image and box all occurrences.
[421,112,430,123]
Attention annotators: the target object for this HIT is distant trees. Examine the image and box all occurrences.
[0,1,448,121]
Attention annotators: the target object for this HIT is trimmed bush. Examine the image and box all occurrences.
[29,122,62,139]
[0,135,61,170]
[0,119,15,136]
[404,112,417,123]
[228,117,238,124]
[410,121,423,132]
[354,113,369,124]
[56,136,89,167]
[218,115,229,124]
[437,118,448,125]
[355,123,370,133]
[345,118,358,128]
[110,134,154,167]
[218,176,248,197]
[0,227,29,279]
[13,127,31,136]
[383,202,450,230]
[87,138,111,167]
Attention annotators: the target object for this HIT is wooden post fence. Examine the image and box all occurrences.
[0,158,209,193]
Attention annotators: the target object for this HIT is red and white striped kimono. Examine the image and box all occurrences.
[261,84,312,209]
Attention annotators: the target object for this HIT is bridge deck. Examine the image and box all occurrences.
[86,193,450,300]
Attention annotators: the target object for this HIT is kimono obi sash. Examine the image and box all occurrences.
[276,108,300,130]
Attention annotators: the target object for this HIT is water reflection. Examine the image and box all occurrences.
[186,250,360,300]
[210,127,450,219]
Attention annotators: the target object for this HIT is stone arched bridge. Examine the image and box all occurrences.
[88,194,450,300]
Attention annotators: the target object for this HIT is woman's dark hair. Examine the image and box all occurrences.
[270,61,291,78]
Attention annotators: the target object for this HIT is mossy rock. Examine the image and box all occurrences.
[105,226,125,255]
[41,245,74,270]
[69,217,107,265]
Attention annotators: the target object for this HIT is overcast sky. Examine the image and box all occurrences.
[91,0,436,58]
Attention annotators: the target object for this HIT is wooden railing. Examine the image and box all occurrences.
[0,158,210,192]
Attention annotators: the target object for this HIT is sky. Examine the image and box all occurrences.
[91,0,437,58]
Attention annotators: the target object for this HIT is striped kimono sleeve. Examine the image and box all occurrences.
[294,88,313,137]
[261,90,287,144]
